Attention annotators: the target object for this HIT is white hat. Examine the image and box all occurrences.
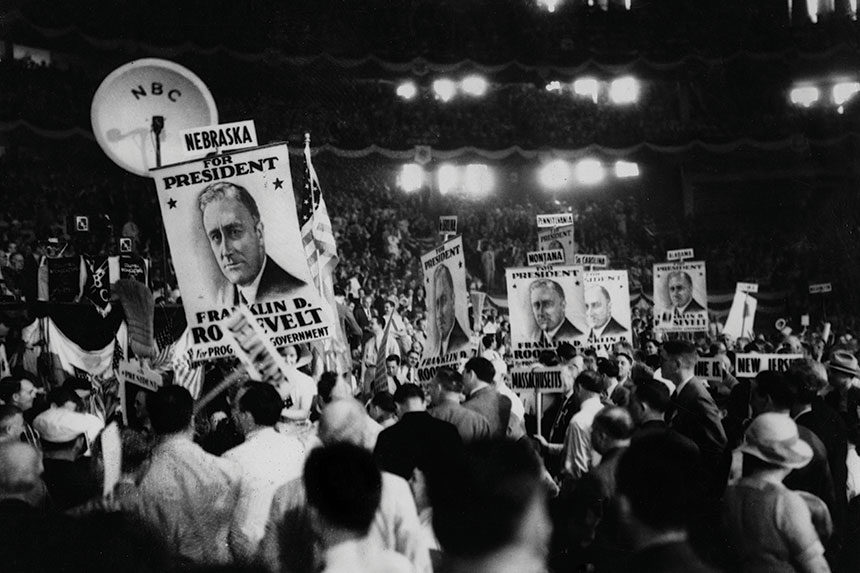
[738,413,812,470]
[33,408,104,444]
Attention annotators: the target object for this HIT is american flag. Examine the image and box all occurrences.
[298,134,351,374]
[299,134,338,288]
[372,312,396,394]
[151,327,203,400]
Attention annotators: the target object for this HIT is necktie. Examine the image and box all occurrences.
[539,331,549,346]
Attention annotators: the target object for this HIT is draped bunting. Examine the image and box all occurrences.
[22,317,128,379]
[6,8,860,74]
[4,119,860,159]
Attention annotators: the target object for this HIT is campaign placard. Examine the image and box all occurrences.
[510,365,566,393]
[723,290,756,340]
[667,248,694,261]
[419,236,473,381]
[809,283,832,294]
[536,213,573,228]
[734,353,803,378]
[573,254,608,268]
[48,256,84,302]
[152,143,332,364]
[438,216,458,235]
[527,249,565,267]
[583,270,632,352]
[737,282,759,294]
[117,358,163,427]
[538,223,575,264]
[653,261,708,332]
[180,120,258,156]
[506,266,586,365]
[694,357,726,384]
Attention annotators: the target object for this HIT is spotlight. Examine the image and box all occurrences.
[545,81,564,94]
[397,163,424,192]
[789,86,819,108]
[614,160,640,179]
[461,75,488,97]
[464,164,494,195]
[608,76,640,105]
[537,0,563,12]
[437,164,460,195]
[432,78,457,102]
[396,81,418,100]
[574,159,606,185]
[538,160,572,190]
[573,78,600,103]
[832,81,860,107]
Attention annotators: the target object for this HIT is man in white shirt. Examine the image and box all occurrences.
[305,442,413,573]
[563,370,608,481]
[224,382,307,559]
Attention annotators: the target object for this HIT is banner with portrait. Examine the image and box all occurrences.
[652,261,709,332]
[505,266,587,366]
[538,224,575,264]
[583,270,632,353]
[153,143,332,365]
[419,235,474,381]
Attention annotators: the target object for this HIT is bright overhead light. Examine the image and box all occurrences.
[432,78,457,102]
[574,158,606,185]
[437,164,459,195]
[545,81,563,94]
[537,0,563,12]
[538,160,572,190]
[573,78,600,103]
[832,81,860,106]
[461,75,488,97]
[396,81,418,100]
[397,163,424,192]
[608,76,640,105]
[790,86,819,108]
[614,160,640,178]
[464,164,494,195]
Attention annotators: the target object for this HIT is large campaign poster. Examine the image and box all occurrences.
[583,270,632,352]
[419,236,473,380]
[506,266,587,365]
[653,261,709,332]
[117,358,162,429]
[153,143,332,364]
[538,224,575,264]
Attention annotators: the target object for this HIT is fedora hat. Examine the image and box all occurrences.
[827,350,859,377]
[738,413,812,470]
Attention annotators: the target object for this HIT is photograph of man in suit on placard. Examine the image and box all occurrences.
[666,270,705,316]
[432,264,470,356]
[199,181,306,306]
[584,284,628,343]
[528,278,583,345]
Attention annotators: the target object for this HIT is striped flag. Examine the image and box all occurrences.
[150,327,204,399]
[372,312,397,394]
[299,134,338,287]
[299,134,351,374]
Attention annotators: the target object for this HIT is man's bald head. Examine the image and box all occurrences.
[0,441,43,504]
[319,399,375,450]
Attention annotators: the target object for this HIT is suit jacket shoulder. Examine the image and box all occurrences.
[556,318,583,340]
[256,256,307,302]
[601,316,628,336]
[446,319,471,354]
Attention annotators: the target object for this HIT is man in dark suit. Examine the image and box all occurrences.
[666,271,705,315]
[584,285,628,343]
[661,340,727,493]
[529,278,583,346]
[432,265,470,356]
[373,384,463,484]
[462,357,511,439]
[199,181,306,306]
[426,368,491,443]
[616,431,717,573]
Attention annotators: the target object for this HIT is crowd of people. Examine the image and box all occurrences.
[2,318,860,571]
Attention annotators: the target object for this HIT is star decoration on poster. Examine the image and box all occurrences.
[273,178,284,190]
[167,198,177,209]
